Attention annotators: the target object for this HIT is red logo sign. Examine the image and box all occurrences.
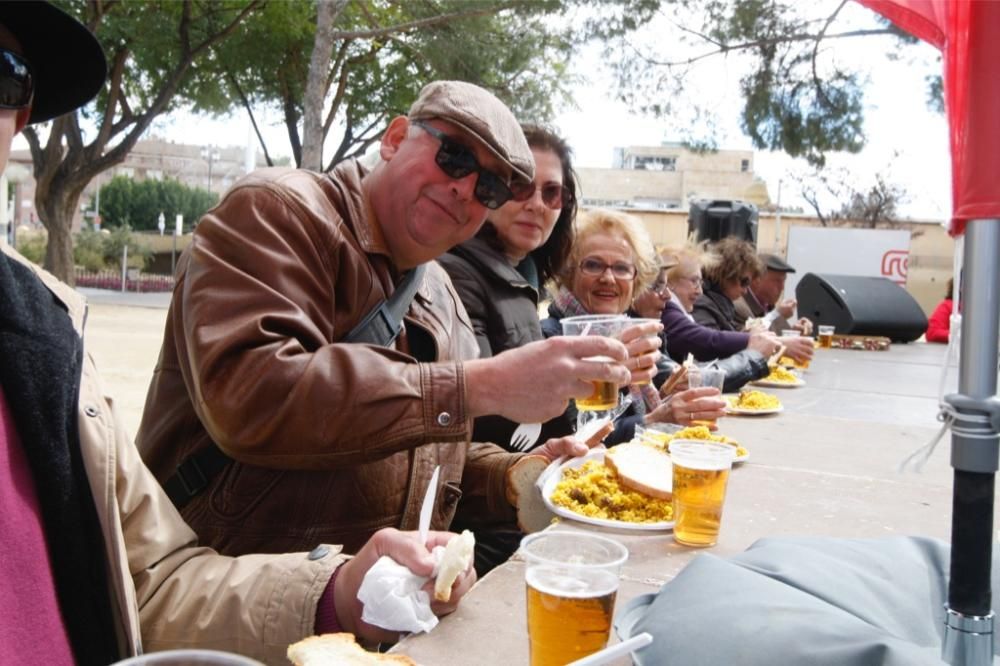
[881,250,909,284]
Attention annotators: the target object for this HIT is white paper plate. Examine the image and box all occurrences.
[539,448,675,531]
[752,376,805,388]
[726,403,784,416]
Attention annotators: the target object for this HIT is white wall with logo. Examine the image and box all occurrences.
[784,227,912,300]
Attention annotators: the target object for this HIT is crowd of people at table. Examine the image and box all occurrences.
[2,3,823,663]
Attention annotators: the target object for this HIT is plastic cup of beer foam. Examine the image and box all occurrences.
[521,532,628,666]
[818,324,835,349]
[560,314,629,412]
[671,440,736,548]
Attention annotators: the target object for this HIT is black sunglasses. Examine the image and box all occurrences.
[524,181,574,210]
[739,276,752,288]
[0,49,33,110]
[414,121,532,210]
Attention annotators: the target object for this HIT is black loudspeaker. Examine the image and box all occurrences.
[796,273,928,343]
[688,199,758,245]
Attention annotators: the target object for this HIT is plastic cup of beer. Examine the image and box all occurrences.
[111,651,264,665]
[686,365,725,428]
[671,440,736,547]
[818,325,835,349]
[560,314,629,411]
[521,531,628,666]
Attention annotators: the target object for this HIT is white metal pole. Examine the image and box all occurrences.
[121,244,127,293]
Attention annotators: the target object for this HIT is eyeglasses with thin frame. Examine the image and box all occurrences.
[739,276,752,288]
[413,121,532,210]
[0,49,33,110]
[579,257,637,280]
[523,180,573,210]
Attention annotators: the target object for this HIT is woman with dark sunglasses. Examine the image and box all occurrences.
[439,125,581,452]
[692,237,766,332]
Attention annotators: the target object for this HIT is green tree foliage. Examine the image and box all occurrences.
[23,0,265,283]
[74,227,151,271]
[92,176,217,232]
[15,233,47,265]
[204,0,578,170]
[606,0,934,167]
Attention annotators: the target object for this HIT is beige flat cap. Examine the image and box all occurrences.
[409,80,533,184]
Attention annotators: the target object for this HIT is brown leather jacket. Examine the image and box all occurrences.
[137,161,516,557]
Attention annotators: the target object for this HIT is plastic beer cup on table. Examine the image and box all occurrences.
[818,325,835,349]
[521,532,629,666]
[111,651,264,665]
[560,314,629,411]
[671,440,736,547]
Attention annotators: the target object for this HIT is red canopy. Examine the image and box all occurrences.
[857,0,1000,235]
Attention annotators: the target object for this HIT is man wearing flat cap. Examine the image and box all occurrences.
[137,80,634,561]
[0,3,519,662]
[735,253,814,336]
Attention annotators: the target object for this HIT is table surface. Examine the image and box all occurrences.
[393,342,981,665]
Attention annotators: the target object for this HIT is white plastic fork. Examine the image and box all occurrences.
[509,422,542,451]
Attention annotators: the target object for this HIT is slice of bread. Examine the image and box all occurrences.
[287,633,416,665]
[505,420,617,534]
[506,454,555,534]
[605,442,673,500]
[434,530,475,602]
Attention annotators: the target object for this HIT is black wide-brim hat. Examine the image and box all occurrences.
[0,1,107,124]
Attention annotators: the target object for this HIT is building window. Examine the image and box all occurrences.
[632,156,677,172]
[741,159,750,172]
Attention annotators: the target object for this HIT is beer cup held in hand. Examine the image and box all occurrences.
[560,315,629,412]
[671,440,735,548]
[521,532,628,666]
[686,366,725,428]
[818,325,835,349]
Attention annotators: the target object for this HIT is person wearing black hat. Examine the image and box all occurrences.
[735,253,815,340]
[0,3,483,663]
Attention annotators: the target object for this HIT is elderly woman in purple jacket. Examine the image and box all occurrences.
[660,244,777,387]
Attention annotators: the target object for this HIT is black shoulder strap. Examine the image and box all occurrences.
[164,263,427,509]
[344,263,426,345]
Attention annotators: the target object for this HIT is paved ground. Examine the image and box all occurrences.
[82,291,169,439]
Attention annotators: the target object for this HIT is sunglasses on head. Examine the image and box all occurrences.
[414,121,532,210]
[524,181,574,210]
[0,49,33,110]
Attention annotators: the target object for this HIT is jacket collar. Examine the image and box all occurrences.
[449,236,531,289]
[1,244,86,333]
[743,288,766,317]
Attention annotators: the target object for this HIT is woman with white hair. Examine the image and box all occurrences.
[541,209,727,445]
[659,243,774,390]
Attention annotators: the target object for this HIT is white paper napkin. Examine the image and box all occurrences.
[356,546,447,634]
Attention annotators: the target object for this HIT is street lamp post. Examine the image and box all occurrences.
[172,214,182,276]
[201,146,221,193]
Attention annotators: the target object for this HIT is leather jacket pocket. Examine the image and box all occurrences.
[208,462,286,521]
[438,480,463,527]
